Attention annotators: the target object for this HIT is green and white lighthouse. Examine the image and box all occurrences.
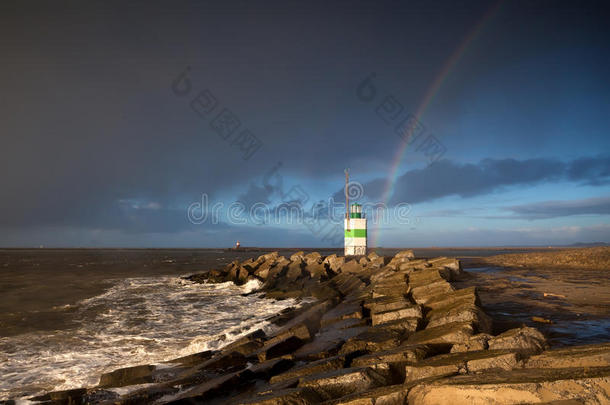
[344,170,367,256]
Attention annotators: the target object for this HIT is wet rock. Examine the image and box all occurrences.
[293,322,369,361]
[166,368,254,404]
[193,351,248,375]
[320,301,363,327]
[98,364,155,387]
[247,357,295,379]
[254,259,277,280]
[339,329,404,355]
[404,350,521,383]
[332,274,366,297]
[407,366,610,405]
[297,367,388,401]
[238,387,322,404]
[229,265,250,285]
[267,324,311,347]
[407,321,474,347]
[30,388,89,404]
[286,260,305,282]
[525,342,610,369]
[371,305,422,326]
[487,326,547,355]
[256,335,306,362]
[270,355,346,384]
[371,317,420,334]
[166,349,216,366]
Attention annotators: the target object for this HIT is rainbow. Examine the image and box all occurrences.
[372,1,504,247]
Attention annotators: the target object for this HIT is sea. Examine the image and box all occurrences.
[0,249,321,401]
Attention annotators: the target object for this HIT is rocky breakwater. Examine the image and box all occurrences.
[23,251,610,404]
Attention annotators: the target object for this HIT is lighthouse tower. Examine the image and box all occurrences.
[344,170,367,256]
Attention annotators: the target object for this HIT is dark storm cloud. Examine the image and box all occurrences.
[337,156,610,205]
[504,196,610,220]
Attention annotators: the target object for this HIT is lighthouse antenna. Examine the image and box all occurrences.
[345,169,350,231]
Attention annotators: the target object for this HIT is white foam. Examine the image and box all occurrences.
[0,276,303,401]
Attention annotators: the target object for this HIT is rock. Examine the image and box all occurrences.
[166,368,254,403]
[254,259,277,280]
[293,322,369,361]
[304,262,327,280]
[276,300,336,339]
[525,343,610,369]
[238,387,322,404]
[320,301,363,327]
[358,256,370,266]
[407,366,610,405]
[30,388,89,404]
[371,317,420,334]
[286,260,304,282]
[304,252,322,265]
[371,306,423,326]
[364,295,412,314]
[297,367,388,401]
[339,329,404,355]
[426,257,463,279]
[270,355,346,384]
[323,383,410,405]
[410,280,454,305]
[487,326,547,355]
[193,351,248,375]
[98,364,155,387]
[407,322,474,348]
[404,350,521,383]
[395,250,415,259]
[340,260,365,274]
[247,358,295,379]
[267,324,311,347]
[450,334,492,353]
[290,251,306,261]
[324,254,346,273]
[333,274,366,297]
[256,335,306,362]
[423,287,480,311]
[166,349,215,366]
[351,344,429,382]
[230,265,250,285]
[425,302,492,334]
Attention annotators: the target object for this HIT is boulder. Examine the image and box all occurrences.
[340,260,365,274]
[487,326,547,355]
[303,262,327,280]
[404,350,521,383]
[339,329,404,355]
[166,349,215,366]
[320,301,363,327]
[229,265,250,285]
[407,367,610,405]
[410,280,454,305]
[425,302,492,334]
[167,368,254,403]
[351,344,429,382]
[246,358,295,379]
[371,306,423,326]
[237,387,322,404]
[293,322,368,361]
[270,355,346,384]
[304,251,322,264]
[324,254,346,273]
[98,364,155,387]
[407,322,474,347]
[286,260,305,282]
[256,335,306,362]
[525,343,610,369]
[297,367,388,401]
[323,383,410,405]
[364,295,412,314]
[290,251,306,261]
[423,287,480,311]
[395,250,415,259]
[450,334,492,353]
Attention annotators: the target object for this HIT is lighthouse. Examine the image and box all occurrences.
[344,170,367,256]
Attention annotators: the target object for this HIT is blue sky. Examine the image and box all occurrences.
[1,0,609,247]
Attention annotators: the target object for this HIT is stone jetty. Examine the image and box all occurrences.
[27,251,610,404]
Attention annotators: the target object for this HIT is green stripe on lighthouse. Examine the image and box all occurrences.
[345,229,367,238]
